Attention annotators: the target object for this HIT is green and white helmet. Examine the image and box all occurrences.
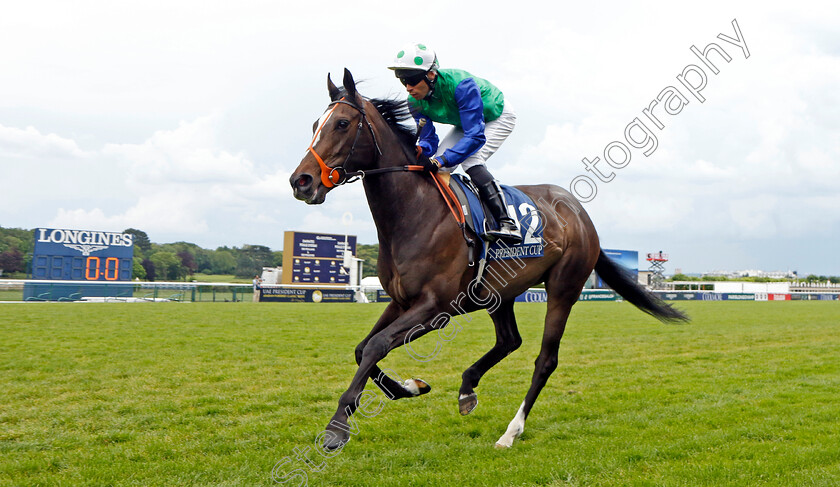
[388,43,439,73]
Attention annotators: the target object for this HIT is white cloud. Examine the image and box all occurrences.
[23,114,289,243]
[0,124,88,159]
[102,115,256,186]
[50,195,210,235]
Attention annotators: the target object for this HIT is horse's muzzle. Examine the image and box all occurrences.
[290,172,324,204]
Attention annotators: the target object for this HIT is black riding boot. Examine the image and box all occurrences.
[466,166,521,243]
[477,180,522,242]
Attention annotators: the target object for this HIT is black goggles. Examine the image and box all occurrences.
[396,71,428,87]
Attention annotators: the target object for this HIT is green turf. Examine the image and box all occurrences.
[0,301,838,486]
[0,290,23,302]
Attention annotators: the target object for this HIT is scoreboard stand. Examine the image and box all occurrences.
[260,231,360,303]
[25,228,134,301]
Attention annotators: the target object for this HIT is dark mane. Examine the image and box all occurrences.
[334,85,417,151]
[369,97,417,150]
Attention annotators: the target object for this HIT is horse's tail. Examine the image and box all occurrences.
[594,249,689,323]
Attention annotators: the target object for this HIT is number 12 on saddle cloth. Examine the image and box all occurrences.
[442,172,545,262]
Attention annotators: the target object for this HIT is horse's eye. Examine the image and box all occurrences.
[336,119,350,130]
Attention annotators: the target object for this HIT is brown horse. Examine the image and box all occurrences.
[290,69,686,450]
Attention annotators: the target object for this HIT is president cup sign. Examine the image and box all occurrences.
[31,228,134,281]
[280,231,356,286]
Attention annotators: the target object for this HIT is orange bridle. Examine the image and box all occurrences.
[307,97,381,188]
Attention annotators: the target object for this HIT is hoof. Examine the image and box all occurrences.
[495,402,526,448]
[320,428,350,451]
[494,428,521,449]
[404,378,431,397]
[458,393,478,415]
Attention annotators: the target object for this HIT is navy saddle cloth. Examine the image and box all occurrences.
[447,173,545,261]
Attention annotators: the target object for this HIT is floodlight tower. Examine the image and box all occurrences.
[646,251,669,289]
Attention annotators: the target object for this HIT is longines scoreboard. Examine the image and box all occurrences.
[281,231,356,286]
[31,228,134,281]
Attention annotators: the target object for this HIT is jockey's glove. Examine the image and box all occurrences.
[419,154,441,174]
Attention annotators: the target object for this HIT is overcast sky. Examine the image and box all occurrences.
[1,1,838,275]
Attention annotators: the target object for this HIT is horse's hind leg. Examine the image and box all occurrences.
[458,300,521,415]
[495,289,576,448]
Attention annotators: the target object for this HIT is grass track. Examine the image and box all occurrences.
[0,301,838,486]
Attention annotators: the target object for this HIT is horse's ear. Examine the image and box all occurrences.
[327,73,341,101]
[343,68,359,103]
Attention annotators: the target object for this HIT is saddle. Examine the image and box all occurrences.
[436,172,545,262]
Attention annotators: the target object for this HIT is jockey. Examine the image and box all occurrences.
[388,43,521,243]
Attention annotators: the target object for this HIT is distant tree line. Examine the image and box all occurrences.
[355,244,380,279]
[0,227,32,275]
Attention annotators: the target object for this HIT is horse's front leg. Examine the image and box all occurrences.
[322,298,441,450]
[355,301,432,401]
